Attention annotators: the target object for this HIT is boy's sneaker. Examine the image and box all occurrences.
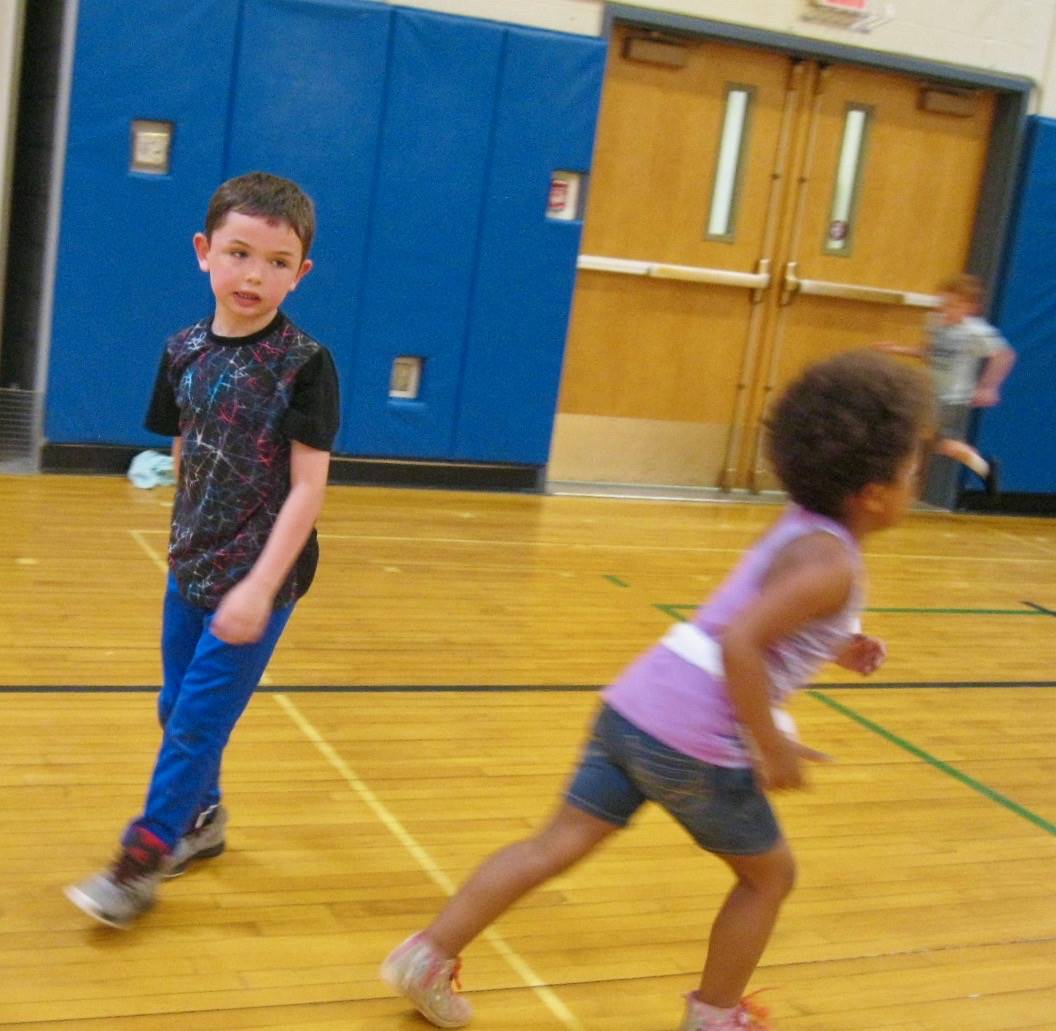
[64,826,169,929]
[163,804,227,878]
[380,932,473,1028]
[680,992,773,1030]
[983,457,1000,496]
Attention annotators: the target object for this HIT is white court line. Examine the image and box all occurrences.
[131,529,273,685]
[273,692,586,1031]
[987,526,1056,559]
[130,529,168,574]
[133,526,1056,564]
[320,532,1056,565]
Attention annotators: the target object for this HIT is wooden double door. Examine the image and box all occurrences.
[550,26,996,489]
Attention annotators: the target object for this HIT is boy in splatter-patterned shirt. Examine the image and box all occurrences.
[66,172,340,928]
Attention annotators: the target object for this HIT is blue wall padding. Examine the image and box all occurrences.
[453,27,605,463]
[227,0,390,456]
[346,9,505,458]
[981,115,1056,493]
[45,0,239,443]
[45,0,606,467]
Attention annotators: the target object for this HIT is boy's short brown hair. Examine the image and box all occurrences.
[939,272,983,307]
[204,172,316,259]
[766,350,935,520]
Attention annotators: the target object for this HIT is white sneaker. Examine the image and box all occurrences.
[381,932,473,1028]
[163,804,227,878]
[680,991,773,1030]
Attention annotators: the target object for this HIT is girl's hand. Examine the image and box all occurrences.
[754,736,831,791]
[211,579,273,644]
[836,634,887,675]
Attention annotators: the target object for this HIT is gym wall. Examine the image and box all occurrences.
[43,0,604,469]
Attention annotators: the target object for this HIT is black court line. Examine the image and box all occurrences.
[1022,600,1056,616]
[0,684,603,694]
[2,680,1055,694]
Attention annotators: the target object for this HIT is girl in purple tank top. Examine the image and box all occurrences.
[381,352,935,1031]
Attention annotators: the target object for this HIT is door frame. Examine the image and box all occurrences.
[602,4,1032,304]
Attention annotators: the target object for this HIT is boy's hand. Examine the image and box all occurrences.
[211,579,274,644]
[836,633,887,675]
[972,385,1000,407]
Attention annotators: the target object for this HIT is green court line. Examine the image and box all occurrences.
[656,604,1046,618]
[809,689,1056,837]
[864,607,1049,615]
[655,603,687,621]
[603,574,630,588]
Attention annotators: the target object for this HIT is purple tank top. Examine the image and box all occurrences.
[603,506,864,766]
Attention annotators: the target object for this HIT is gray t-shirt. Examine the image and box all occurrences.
[927,314,1008,404]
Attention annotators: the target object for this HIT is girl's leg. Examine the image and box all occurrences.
[697,838,796,1008]
[425,802,619,958]
[130,603,294,848]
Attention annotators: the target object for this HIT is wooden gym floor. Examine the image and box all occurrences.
[0,474,1053,1030]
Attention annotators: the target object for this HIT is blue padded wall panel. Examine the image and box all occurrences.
[980,116,1056,493]
[46,1,605,468]
[453,27,605,464]
[344,9,504,458]
[46,0,239,444]
[227,0,390,456]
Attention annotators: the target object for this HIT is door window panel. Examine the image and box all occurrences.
[824,103,871,254]
[705,86,753,240]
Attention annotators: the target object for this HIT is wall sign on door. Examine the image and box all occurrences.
[811,0,867,10]
[130,119,173,175]
[547,171,583,221]
[390,356,422,400]
[802,0,893,32]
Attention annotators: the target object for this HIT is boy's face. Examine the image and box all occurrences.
[939,291,973,325]
[193,211,312,336]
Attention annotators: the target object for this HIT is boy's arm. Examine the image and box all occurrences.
[210,441,331,644]
[972,345,1016,407]
[721,533,852,791]
[871,340,927,359]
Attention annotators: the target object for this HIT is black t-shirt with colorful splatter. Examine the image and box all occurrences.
[145,312,340,611]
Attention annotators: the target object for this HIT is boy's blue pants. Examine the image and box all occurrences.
[128,574,293,849]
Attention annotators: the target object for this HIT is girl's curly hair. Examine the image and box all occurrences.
[765,350,935,520]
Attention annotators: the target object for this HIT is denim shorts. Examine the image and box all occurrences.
[565,705,780,855]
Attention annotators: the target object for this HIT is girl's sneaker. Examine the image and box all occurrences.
[380,932,473,1028]
[163,804,228,878]
[680,991,773,1030]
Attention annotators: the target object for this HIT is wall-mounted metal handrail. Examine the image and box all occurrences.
[782,261,937,307]
[577,253,770,290]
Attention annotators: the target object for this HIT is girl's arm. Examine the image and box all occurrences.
[211,440,331,644]
[721,533,853,791]
[834,634,886,674]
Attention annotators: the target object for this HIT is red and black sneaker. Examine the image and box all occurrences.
[64,826,169,929]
